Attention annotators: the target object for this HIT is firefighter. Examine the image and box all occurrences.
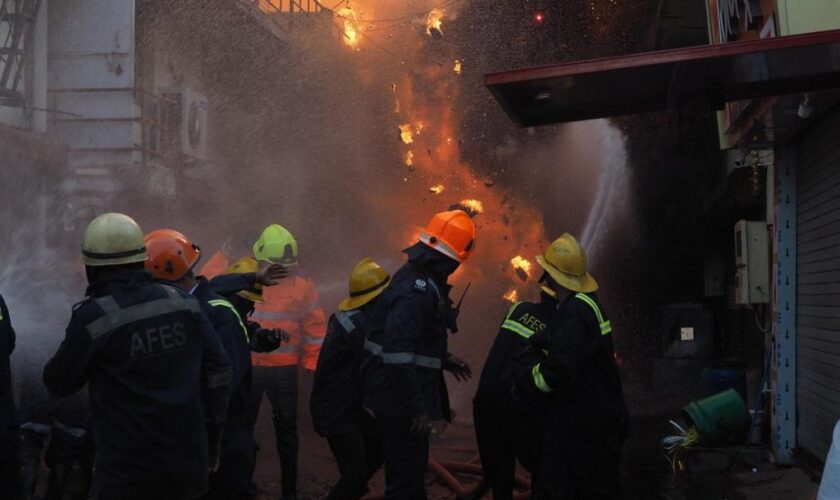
[247,224,327,500]
[0,292,17,499]
[473,280,558,500]
[144,230,288,500]
[310,258,389,500]
[362,210,475,499]
[42,213,233,500]
[518,234,628,500]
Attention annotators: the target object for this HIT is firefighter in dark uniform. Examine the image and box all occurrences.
[311,258,389,500]
[42,213,233,500]
[473,284,558,500]
[212,256,289,500]
[0,292,17,498]
[144,230,288,500]
[362,210,476,499]
[518,234,628,499]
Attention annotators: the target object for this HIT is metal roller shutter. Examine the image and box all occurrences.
[797,107,840,461]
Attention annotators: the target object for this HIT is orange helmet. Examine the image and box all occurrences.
[419,210,476,262]
[144,229,202,282]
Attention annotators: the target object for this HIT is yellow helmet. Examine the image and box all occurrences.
[535,233,598,293]
[82,213,148,267]
[225,257,265,303]
[338,258,390,312]
[253,224,298,266]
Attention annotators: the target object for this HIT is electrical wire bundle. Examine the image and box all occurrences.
[661,420,699,473]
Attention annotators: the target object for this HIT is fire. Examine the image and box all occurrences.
[399,124,414,144]
[453,60,462,74]
[426,8,444,38]
[415,122,424,135]
[336,7,360,46]
[459,199,484,214]
[511,255,532,281]
[405,150,414,167]
[429,184,445,194]
[503,287,519,303]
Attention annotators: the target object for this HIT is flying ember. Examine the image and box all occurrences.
[429,184,445,194]
[399,124,414,144]
[405,150,414,167]
[510,255,532,281]
[459,199,484,215]
[426,8,444,38]
[453,60,462,74]
[502,287,519,303]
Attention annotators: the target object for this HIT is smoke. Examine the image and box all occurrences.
[0,0,636,428]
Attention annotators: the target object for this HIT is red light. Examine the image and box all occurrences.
[534,12,545,24]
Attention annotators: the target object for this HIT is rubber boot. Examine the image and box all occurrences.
[19,458,39,500]
[44,462,70,500]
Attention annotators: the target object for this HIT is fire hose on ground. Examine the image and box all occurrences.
[362,458,531,500]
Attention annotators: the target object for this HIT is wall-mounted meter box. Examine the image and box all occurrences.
[734,220,770,305]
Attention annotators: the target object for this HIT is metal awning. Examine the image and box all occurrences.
[486,30,840,126]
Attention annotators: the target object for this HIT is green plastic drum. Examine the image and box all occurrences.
[684,388,750,444]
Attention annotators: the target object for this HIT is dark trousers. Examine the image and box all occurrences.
[375,413,429,500]
[209,414,257,500]
[0,426,19,500]
[325,411,383,500]
[534,415,622,500]
[474,399,542,500]
[248,365,298,498]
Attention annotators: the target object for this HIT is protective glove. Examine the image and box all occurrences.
[410,414,432,435]
[256,264,288,286]
[444,354,472,382]
[429,420,448,436]
[250,326,289,352]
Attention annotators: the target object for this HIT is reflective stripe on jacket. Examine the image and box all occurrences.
[476,294,555,407]
[361,261,450,420]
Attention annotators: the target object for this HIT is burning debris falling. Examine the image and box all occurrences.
[426,8,444,38]
[405,150,414,167]
[336,6,360,46]
[399,123,414,144]
[502,287,519,303]
[510,255,532,282]
[429,184,445,194]
[453,59,462,74]
[451,199,485,217]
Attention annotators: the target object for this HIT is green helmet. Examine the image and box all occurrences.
[82,213,148,266]
[253,224,298,266]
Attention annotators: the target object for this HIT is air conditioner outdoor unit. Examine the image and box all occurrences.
[160,87,208,160]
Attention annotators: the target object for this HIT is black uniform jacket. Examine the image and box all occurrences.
[475,293,556,408]
[530,293,628,438]
[362,258,451,421]
[0,293,16,456]
[43,270,232,500]
[310,308,370,437]
[195,276,252,418]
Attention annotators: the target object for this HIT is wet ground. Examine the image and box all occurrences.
[249,373,820,500]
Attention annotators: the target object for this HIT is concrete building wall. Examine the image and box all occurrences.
[777,0,840,35]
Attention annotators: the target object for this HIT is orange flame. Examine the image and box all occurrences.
[502,287,519,303]
[453,60,462,74]
[336,7,360,47]
[511,255,532,281]
[426,8,444,36]
[429,184,445,194]
[460,199,484,214]
[405,150,414,167]
[399,123,414,144]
